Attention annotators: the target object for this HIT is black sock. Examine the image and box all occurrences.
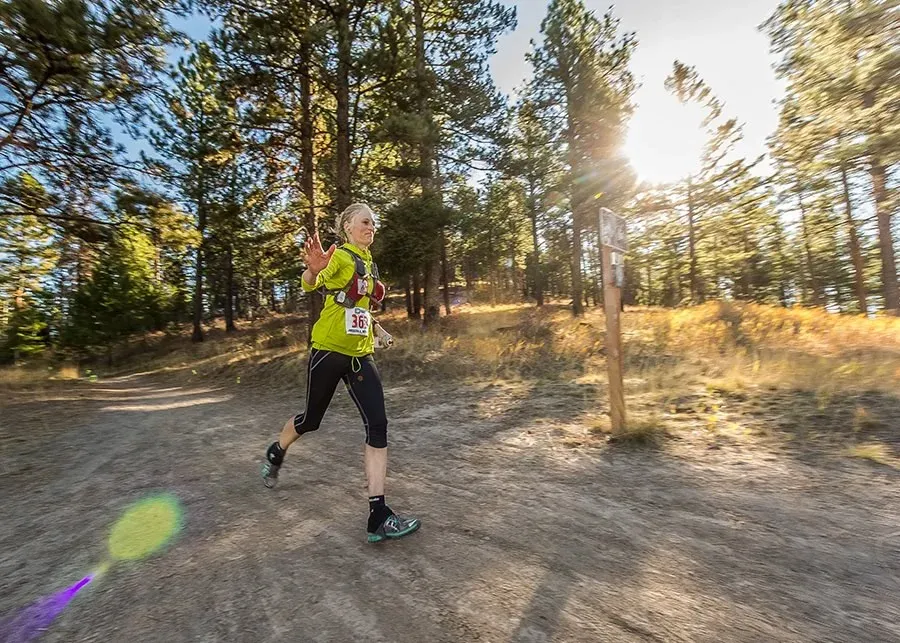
[266,441,285,466]
[368,495,392,531]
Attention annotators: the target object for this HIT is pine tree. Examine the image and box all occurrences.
[65,225,167,363]
[528,0,637,316]
[0,0,179,193]
[0,173,57,361]
[146,43,236,342]
[665,61,769,304]
[765,0,899,314]
[370,0,515,324]
[504,98,565,305]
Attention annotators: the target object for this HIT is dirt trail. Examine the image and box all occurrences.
[1,373,898,642]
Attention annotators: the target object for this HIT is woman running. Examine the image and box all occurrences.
[261,203,420,543]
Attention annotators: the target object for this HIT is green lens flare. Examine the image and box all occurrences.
[108,494,183,561]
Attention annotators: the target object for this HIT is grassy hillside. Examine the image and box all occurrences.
[3,302,898,465]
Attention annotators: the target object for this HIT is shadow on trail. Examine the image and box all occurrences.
[711,386,900,461]
[405,374,900,642]
[3,370,899,642]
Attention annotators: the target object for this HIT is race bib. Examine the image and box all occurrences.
[345,306,370,336]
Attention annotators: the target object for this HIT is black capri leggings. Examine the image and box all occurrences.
[293,348,388,448]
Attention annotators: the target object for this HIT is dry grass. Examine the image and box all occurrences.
[626,301,900,393]
[843,443,897,467]
[0,362,83,391]
[11,300,898,393]
[4,300,897,458]
[606,414,670,446]
[5,301,898,401]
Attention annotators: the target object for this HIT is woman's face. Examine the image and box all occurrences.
[345,210,377,248]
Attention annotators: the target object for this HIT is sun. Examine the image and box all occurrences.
[624,89,706,185]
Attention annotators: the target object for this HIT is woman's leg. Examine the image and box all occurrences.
[343,356,420,541]
[262,349,346,487]
[365,445,387,497]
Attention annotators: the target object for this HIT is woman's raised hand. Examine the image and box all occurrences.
[303,232,336,276]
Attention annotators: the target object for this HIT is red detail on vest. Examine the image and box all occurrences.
[371,280,386,305]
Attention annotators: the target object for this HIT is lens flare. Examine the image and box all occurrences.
[108,493,183,561]
[0,494,185,643]
[0,575,94,643]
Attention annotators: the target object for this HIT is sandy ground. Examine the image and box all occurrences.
[1,372,899,643]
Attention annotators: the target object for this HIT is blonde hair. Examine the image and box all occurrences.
[335,203,375,243]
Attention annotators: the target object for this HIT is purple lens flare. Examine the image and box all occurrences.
[0,574,94,643]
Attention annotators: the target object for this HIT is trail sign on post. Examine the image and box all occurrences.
[599,207,627,433]
[600,208,628,253]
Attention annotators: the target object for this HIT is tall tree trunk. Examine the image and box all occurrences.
[487,227,497,306]
[528,181,544,306]
[840,163,868,314]
[405,277,413,318]
[436,158,451,316]
[440,229,451,315]
[737,236,750,299]
[254,269,262,318]
[335,0,352,212]
[570,206,584,316]
[412,273,422,319]
[870,160,899,314]
[300,5,323,343]
[509,243,517,296]
[225,244,236,332]
[687,176,700,304]
[559,47,584,316]
[192,192,206,343]
[797,188,823,306]
[413,0,441,325]
[424,262,440,322]
[771,220,789,307]
[673,239,684,304]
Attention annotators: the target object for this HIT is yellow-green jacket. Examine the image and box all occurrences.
[301,242,377,357]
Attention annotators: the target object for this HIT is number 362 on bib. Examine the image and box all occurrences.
[345,307,370,336]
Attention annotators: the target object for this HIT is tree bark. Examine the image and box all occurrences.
[840,163,868,314]
[192,190,206,343]
[300,4,323,343]
[413,0,441,326]
[436,158,451,316]
[412,273,422,319]
[870,160,899,314]
[335,0,352,213]
[797,188,824,306]
[570,205,584,316]
[225,244,237,332]
[687,176,700,304]
[440,228,451,315]
[557,44,583,316]
[424,260,440,322]
[405,277,413,318]
[528,180,544,306]
[488,227,497,306]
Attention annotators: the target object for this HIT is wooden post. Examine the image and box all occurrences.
[601,247,626,432]
[599,208,627,433]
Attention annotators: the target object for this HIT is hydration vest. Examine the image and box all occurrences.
[319,246,385,310]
